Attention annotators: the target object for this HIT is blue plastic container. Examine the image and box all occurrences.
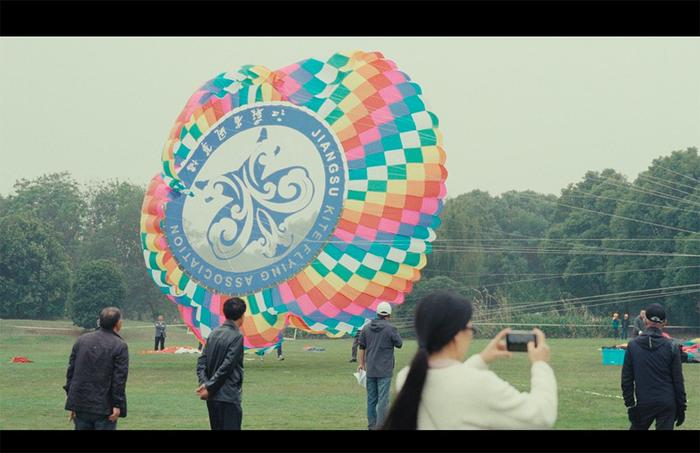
[602,348,626,365]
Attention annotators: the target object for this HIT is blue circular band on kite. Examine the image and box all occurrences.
[164,102,347,295]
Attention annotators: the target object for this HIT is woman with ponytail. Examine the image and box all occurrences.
[382,291,557,429]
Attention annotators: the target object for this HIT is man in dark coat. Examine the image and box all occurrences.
[631,309,646,338]
[64,307,129,430]
[196,297,246,430]
[350,327,362,363]
[154,315,167,351]
[621,303,687,430]
[621,313,631,339]
[358,302,403,430]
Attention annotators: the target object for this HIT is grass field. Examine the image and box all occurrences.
[1,318,698,430]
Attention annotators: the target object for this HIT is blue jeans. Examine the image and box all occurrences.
[74,411,117,430]
[366,376,392,429]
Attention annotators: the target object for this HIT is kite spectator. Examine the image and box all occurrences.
[195,297,246,430]
[382,292,557,430]
[632,310,646,338]
[612,313,621,339]
[64,307,129,430]
[622,303,687,430]
[621,313,631,339]
[358,302,403,430]
[154,315,167,351]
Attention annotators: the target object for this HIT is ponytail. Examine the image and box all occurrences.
[382,347,429,430]
[381,291,472,430]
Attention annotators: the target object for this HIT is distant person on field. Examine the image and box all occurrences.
[196,297,246,430]
[612,313,620,339]
[382,291,557,430]
[632,310,646,338]
[621,313,630,339]
[358,301,403,430]
[276,331,285,361]
[64,307,129,430]
[154,315,167,351]
[622,303,686,431]
[350,328,362,363]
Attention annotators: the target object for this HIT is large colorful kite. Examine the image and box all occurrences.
[140,50,447,352]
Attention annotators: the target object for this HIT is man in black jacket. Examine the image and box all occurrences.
[621,303,687,430]
[196,297,246,430]
[64,307,129,430]
[631,309,646,338]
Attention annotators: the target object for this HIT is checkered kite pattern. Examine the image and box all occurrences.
[140,51,447,352]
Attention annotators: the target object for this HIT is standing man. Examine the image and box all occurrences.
[358,302,403,430]
[196,297,246,430]
[349,328,361,363]
[612,313,620,339]
[621,303,687,430]
[64,307,129,430]
[276,331,285,361]
[632,309,646,338]
[154,315,167,351]
[621,313,631,339]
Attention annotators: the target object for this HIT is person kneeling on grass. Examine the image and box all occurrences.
[382,291,557,430]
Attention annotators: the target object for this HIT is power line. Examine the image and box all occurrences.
[654,164,700,185]
[513,191,697,234]
[636,173,700,196]
[456,238,698,242]
[635,174,700,200]
[561,191,700,215]
[390,288,700,329]
[441,266,699,290]
[430,246,699,257]
[433,222,693,262]
[420,264,700,279]
[636,172,699,192]
[474,285,700,317]
[590,175,700,208]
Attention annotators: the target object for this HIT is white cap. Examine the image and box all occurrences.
[377,302,392,316]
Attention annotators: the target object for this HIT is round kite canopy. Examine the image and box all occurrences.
[140,50,447,352]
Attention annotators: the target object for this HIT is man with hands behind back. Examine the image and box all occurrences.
[195,297,247,430]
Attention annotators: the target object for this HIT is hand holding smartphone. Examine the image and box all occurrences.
[506,330,537,352]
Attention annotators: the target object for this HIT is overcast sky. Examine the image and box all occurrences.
[1,38,698,198]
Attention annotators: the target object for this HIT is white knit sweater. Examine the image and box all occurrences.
[395,354,558,429]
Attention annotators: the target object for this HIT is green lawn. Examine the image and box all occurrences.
[1,319,698,430]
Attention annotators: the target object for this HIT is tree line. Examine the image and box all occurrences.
[0,175,177,326]
[0,147,698,331]
[398,147,699,334]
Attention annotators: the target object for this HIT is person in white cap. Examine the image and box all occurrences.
[358,301,403,429]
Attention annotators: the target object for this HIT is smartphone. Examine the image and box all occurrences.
[506,330,537,352]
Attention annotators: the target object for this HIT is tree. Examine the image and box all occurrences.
[79,180,176,320]
[606,148,700,323]
[540,169,629,306]
[661,232,700,325]
[67,259,127,329]
[0,215,72,319]
[397,275,469,324]
[429,191,501,288]
[0,173,86,264]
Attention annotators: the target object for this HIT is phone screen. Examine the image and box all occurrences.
[506,331,537,352]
